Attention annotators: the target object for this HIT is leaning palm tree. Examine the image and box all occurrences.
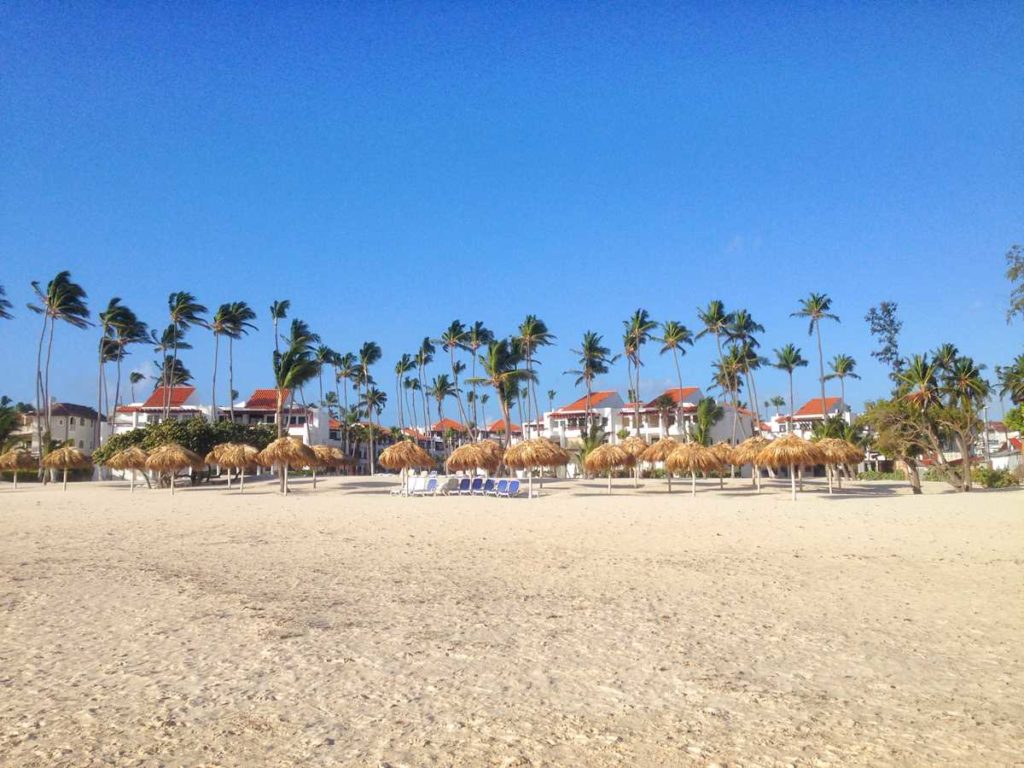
[129,371,145,402]
[657,320,694,440]
[773,344,808,431]
[437,321,471,432]
[361,386,388,473]
[516,315,554,431]
[393,354,415,430]
[467,339,534,448]
[996,353,1024,405]
[791,293,839,419]
[825,353,860,409]
[270,299,290,356]
[164,292,208,418]
[565,331,617,433]
[712,346,746,452]
[404,376,421,433]
[0,284,13,319]
[96,298,138,447]
[415,337,435,433]
[465,321,494,431]
[622,309,658,437]
[221,301,256,421]
[427,374,456,428]
[210,304,232,421]
[28,271,91,464]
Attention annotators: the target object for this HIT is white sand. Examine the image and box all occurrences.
[1,475,1021,766]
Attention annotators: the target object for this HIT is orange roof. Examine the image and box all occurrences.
[487,419,521,433]
[244,388,289,410]
[141,386,195,409]
[794,397,842,417]
[431,418,467,432]
[555,390,618,413]
[329,418,340,430]
[648,387,700,406]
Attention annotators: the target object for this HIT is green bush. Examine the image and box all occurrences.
[971,466,1019,489]
[857,470,906,481]
[93,417,276,465]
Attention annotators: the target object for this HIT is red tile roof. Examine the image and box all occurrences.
[794,397,842,417]
[244,388,289,410]
[648,387,700,406]
[1011,437,1022,451]
[556,390,618,413]
[431,418,467,432]
[329,418,340,430]
[487,419,521,433]
[141,386,195,409]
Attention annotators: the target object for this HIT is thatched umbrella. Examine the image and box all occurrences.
[217,443,260,493]
[584,443,630,495]
[257,437,317,495]
[310,444,348,489]
[0,448,36,489]
[106,446,149,492]
[379,440,435,495]
[619,436,648,488]
[145,443,204,495]
[42,445,93,491]
[503,438,570,498]
[733,436,770,492]
[709,441,735,489]
[755,435,824,501]
[815,438,865,493]
[641,436,679,492]
[205,442,238,487]
[666,442,722,497]
[476,439,505,469]
[447,442,500,476]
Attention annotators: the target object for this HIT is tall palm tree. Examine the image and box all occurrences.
[466,321,494,432]
[210,304,232,421]
[96,298,136,446]
[943,356,990,488]
[773,344,808,431]
[996,354,1024,405]
[697,300,735,433]
[0,284,13,319]
[623,308,658,437]
[220,301,256,422]
[770,395,786,417]
[516,315,554,432]
[272,338,318,492]
[28,271,91,462]
[403,376,421,433]
[825,353,860,410]
[469,339,533,447]
[427,374,456,424]
[270,299,290,357]
[438,321,470,431]
[361,386,388,468]
[791,293,840,419]
[110,309,148,419]
[394,354,415,430]
[129,371,145,402]
[712,346,746,445]
[565,332,618,433]
[164,292,208,418]
[480,393,490,426]
[314,344,336,407]
[415,337,435,433]
[358,341,382,471]
[334,352,358,455]
[547,389,557,414]
[728,309,766,428]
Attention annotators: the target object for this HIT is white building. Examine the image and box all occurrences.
[220,388,332,445]
[16,402,104,454]
[769,396,852,439]
[111,385,209,436]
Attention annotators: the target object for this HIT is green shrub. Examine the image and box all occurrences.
[971,466,1019,489]
[857,470,906,481]
[93,417,276,465]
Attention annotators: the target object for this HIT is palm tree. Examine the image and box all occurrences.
[334,352,358,455]
[156,356,193,388]
[358,341,382,468]
[28,272,91,462]
[403,375,421,433]
[480,393,490,426]
[791,293,839,419]
[623,309,658,437]
[415,337,435,433]
[270,299,290,356]
[516,315,554,432]
[466,321,494,431]
[96,298,136,446]
[692,398,724,446]
[313,344,336,407]
[272,339,318,491]
[361,386,388,470]
[438,321,470,431]
[164,292,208,418]
[565,332,618,433]
[943,356,990,489]
[712,346,746,445]
[469,339,533,447]
[657,320,693,438]
[697,300,735,433]
[427,373,457,435]
[728,309,766,428]
[770,395,786,417]
[394,353,415,430]
[996,354,1024,405]
[773,344,808,432]
[210,304,232,420]
[825,353,860,410]
[0,284,13,319]
[129,371,145,402]
[547,389,557,414]
[220,301,256,422]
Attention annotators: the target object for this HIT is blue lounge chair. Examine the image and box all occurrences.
[497,479,521,498]
[457,478,471,495]
[470,477,485,495]
[482,478,496,495]
[491,479,508,496]
[413,477,437,496]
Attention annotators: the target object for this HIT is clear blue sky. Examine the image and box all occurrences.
[2,2,1021,423]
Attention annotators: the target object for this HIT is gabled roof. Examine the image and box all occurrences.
[555,390,618,413]
[48,403,102,420]
[431,418,467,432]
[487,419,521,433]
[647,387,701,406]
[243,388,289,410]
[142,386,195,409]
[794,397,843,417]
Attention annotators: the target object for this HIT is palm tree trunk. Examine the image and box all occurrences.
[228,337,236,422]
[44,317,57,456]
[634,357,642,438]
[395,374,403,430]
[211,332,220,423]
[815,322,827,418]
[450,348,470,430]
[788,372,796,434]
[35,313,48,467]
[113,351,124,426]
[790,463,796,501]
[585,381,593,434]
[167,328,179,419]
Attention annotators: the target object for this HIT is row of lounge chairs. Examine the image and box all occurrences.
[391,475,522,497]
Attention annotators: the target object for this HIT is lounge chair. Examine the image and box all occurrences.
[456,478,471,495]
[490,479,508,496]
[497,479,521,498]
[470,477,485,495]
[412,477,437,496]
[482,478,495,495]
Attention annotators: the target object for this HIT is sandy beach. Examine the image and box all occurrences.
[1,476,1021,767]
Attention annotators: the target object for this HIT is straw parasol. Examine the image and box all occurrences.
[666,442,722,497]
[755,435,824,501]
[106,446,149,492]
[584,443,630,495]
[257,437,317,495]
[213,443,260,493]
[145,443,204,495]
[619,436,648,488]
[42,445,93,491]
[641,436,679,492]
[310,444,348,489]
[447,442,500,476]
[0,448,36,489]
[379,439,435,495]
[815,438,865,493]
[733,436,770,492]
[503,438,570,498]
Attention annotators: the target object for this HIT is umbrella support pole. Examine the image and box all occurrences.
[13,472,17,490]
[827,465,833,495]
[63,469,68,492]
[130,471,135,492]
[667,473,671,493]
[170,472,175,495]
[790,464,796,501]
[313,469,317,491]
[240,471,245,494]
[607,471,612,495]
[283,464,289,495]
[691,472,696,497]
[528,470,533,499]
[755,465,761,493]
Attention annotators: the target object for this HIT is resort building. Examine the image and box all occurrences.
[770,396,851,439]
[15,402,104,454]
[111,386,210,436]
[218,388,332,445]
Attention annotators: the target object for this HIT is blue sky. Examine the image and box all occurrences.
[1,2,1021,423]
